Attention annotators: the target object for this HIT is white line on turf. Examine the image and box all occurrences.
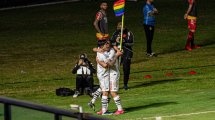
[0,0,79,11]
[126,110,215,120]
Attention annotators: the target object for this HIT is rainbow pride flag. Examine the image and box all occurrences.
[113,0,125,17]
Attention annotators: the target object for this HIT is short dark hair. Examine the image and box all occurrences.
[98,39,109,47]
[100,1,107,5]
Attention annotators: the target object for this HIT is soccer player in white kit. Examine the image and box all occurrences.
[88,41,118,111]
[96,40,124,115]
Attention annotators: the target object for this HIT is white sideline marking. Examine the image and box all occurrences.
[128,110,215,120]
[0,0,79,11]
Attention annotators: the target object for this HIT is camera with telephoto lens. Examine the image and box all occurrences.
[79,54,89,64]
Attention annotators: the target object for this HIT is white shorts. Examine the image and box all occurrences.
[97,72,119,92]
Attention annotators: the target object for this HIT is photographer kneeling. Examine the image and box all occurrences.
[72,54,96,98]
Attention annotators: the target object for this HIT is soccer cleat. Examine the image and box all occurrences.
[88,102,95,111]
[191,45,200,49]
[97,109,112,115]
[73,91,80,98]
[102,112,113,115]
[114,110,125,115]
[97,109,105,115]
[185,46,192,51]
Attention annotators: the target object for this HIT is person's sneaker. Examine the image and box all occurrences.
[191,45,201,49]
[88,102,95,111]
[114,110,125,115]
[151,52,156,56]
[123,85,129,90]
[185,46,192,51]
[146,53,157,57]
[73,91,80,98]
[146,53,152,57]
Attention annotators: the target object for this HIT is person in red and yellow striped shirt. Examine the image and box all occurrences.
[184,0,200,51]
[93,2,109,47]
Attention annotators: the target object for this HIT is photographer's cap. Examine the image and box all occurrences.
[80,54,86,59]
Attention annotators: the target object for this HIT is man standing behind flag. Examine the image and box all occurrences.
[111,22,134,90]
[143,0,158,57]
[94,2,109,46]
[184,0,200,51]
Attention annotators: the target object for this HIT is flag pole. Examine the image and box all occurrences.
[119,14,124,64]
[119,14,124,51]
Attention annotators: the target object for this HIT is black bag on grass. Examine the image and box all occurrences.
[56,88,74,97]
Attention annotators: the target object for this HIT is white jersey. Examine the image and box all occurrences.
[97,48,118,76]
[104,48,115,61]
[97,52,109,77]
[105,48,119,74]
[97,48,120,92]
[97,48,119,75]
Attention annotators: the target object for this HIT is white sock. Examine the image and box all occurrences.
[91,88,102,104]
[102,96,108,113]
[113,95,123,111]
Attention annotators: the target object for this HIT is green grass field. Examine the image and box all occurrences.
[0,0,215,120]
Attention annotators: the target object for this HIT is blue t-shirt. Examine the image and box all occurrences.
[143,3,156,26]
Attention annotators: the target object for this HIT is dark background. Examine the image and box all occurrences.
[0,0,137,8]
[0,0,71,8]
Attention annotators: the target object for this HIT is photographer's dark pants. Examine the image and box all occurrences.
[76,75,94,94]
[122,48,132,86]
[144,24,155,54]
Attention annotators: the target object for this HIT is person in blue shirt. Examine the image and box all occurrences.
[143,0,158,57]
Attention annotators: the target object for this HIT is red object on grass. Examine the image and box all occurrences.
[188,71,197,75]
[165,73,174,77]
[144,75,152,79]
